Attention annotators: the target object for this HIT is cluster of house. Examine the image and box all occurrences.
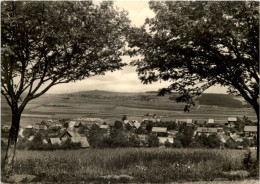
[1,115,257,149]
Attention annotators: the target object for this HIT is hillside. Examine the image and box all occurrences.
[1,90,256,127]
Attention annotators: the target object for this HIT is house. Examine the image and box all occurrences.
[217,127,224,133]
[158,137,174,144]
[71,137,90,148]
[109,122,116,128]
[76,118,104,126]
[59,130,81,142]
[244,126,257,138]
[33,125,47,131]
[176,119,193,126]
[167,130,178,138]
[69,121,76,129]
[50,138,61,145]
[227,117,237,127]
[207,119,215,124]
[144,113,157,118]
[28,136,34,141]
[25,125,33,130]
[196,127,218,136]
[123,120,129,125]
[219,134,232,144]
[152,127,167,137]
[133,121,141,129]
[74,122,83,131]
[2,125,10,132]
[100,124,110,135]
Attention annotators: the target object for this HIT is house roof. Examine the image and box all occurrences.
[152,127,167,133]
[176,119,193,124]
[228,117,237,122]
[33,125,46,130]
[100,125,109,129]
[26,125,33,129]
[60,130,81,138]
[244,126,257,132]
[74,122,82,127]
[208,119,215,124]
[197,127,218,133]
[123,120,129,124]
[134,122,141,129]
[71,137,90,148]
[28,136,34,141]
[50,138,61,145]
[158,137,174,144]
[219,134,231,143]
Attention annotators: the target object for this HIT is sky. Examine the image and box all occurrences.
[47,1,227,94]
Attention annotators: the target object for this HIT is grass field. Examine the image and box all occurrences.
[7,148,257,183]
[1,91,256,128]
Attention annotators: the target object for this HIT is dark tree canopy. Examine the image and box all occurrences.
[128,1,259,117]
[1,1,130,176]
[1,1,130,112]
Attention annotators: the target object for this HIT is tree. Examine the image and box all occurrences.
[115,120,123,129]
[128,1,259,158]
[122,115,127,121]
[207,133,221,148]
[1,1,129,176]
[147,134,160,147]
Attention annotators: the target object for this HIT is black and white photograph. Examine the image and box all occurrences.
[1,1,259,183]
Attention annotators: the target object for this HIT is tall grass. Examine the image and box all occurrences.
[11,148,253,182]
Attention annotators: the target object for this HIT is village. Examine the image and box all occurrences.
[1,114,257,150]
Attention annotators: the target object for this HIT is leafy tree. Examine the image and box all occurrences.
[147,134,160,147]
[164,139,173,148]
[28,132,43,150]
[207,133,221,148]
[173,139,183,148]
[125,123,132,131]
[145,121,153,132]
[115,120,123,129]
[129,134,141,147]
[128,1,259,157]
[122,115,127,121]
[1,1,129,175]
[180,126,194,147]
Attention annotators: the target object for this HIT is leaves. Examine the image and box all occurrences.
[1,1,130,111]
[127,1,259,113]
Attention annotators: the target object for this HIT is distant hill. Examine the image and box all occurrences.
[197,94,250,108]
[61,90,249,108]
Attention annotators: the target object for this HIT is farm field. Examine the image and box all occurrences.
[1,90,257,128]
[4,148,258,183]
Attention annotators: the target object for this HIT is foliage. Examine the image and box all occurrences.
[176,126,194,147]
[114,120,123,129]
[243,150,259,176]
[122,115,127,121]
[1,1,130,174]
[128,1,259,117]
[194,133,221,148]
[147,134,159,147]
[164,140,173,148]
[10,148,254,183]
[2,1,130,112]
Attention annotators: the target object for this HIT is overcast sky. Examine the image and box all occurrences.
[48,1,227,94]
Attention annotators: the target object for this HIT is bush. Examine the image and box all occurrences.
[164,140,173,148]
[243,150,259,177]
[147,134,159,147]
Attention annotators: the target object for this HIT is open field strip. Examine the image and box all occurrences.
[6,148,256,183]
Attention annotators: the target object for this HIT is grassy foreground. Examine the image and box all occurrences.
[10,148,257,183]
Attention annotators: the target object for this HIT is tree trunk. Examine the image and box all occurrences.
[252,102,259,161]
[2,108,21,178]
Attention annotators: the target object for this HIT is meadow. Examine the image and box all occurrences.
[9,148,257,183]
[1,91,257,128]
